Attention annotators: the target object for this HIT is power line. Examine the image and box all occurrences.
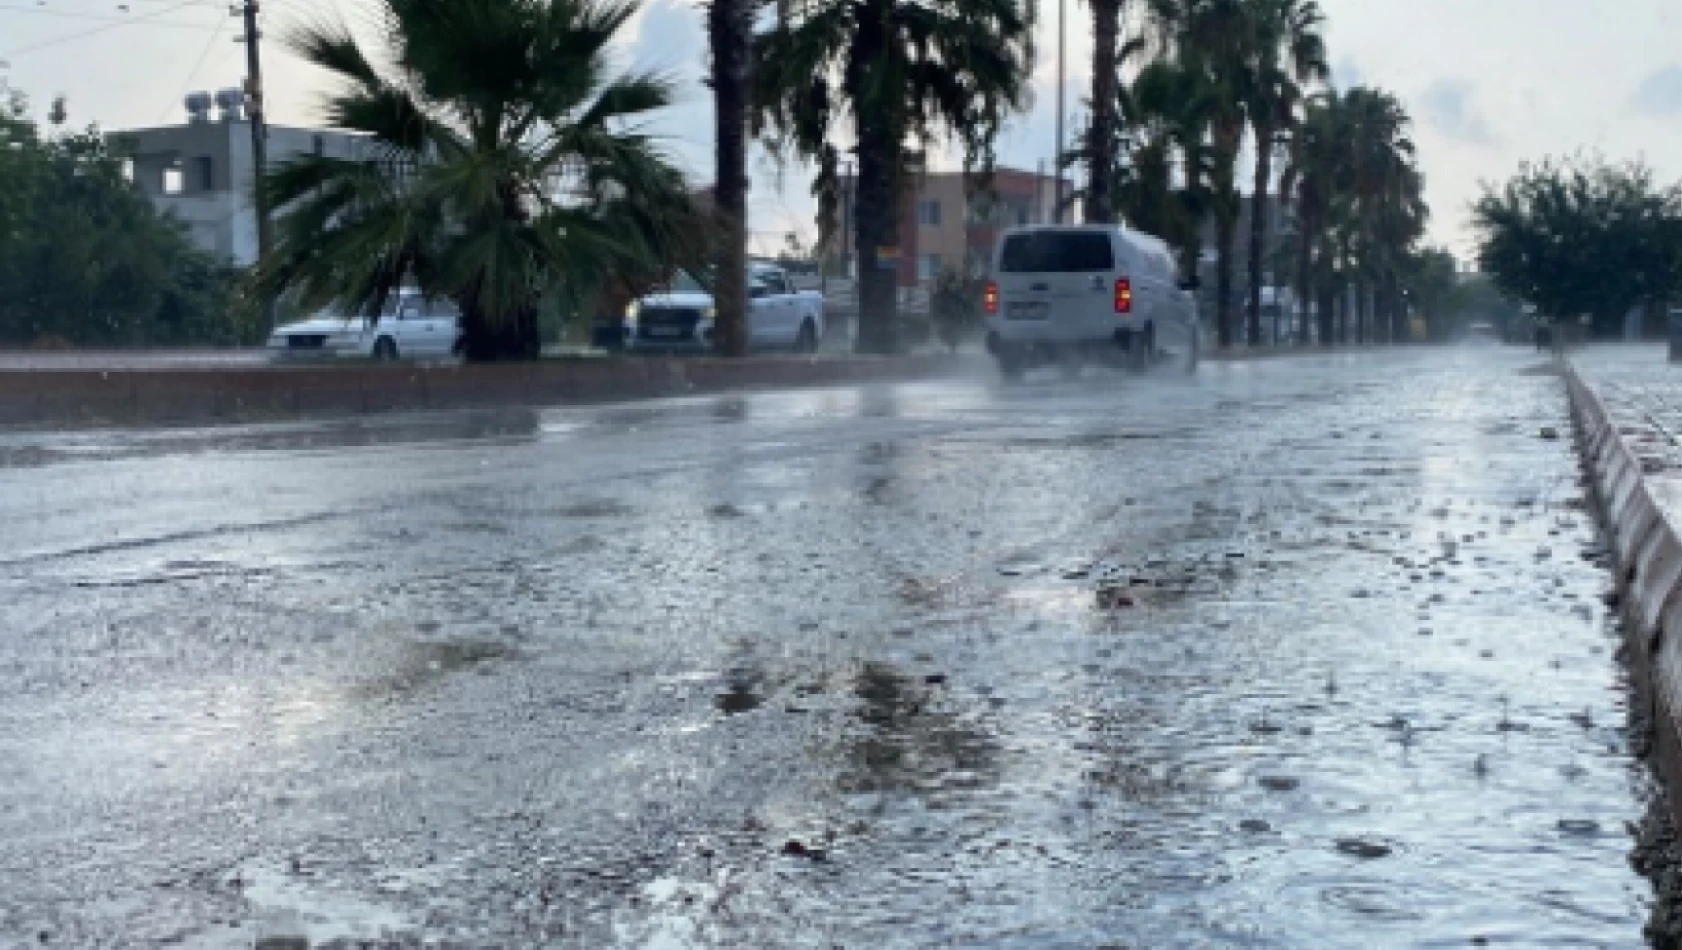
[156,11,228,122]
[0,0,211,60]
[0,3,216,28]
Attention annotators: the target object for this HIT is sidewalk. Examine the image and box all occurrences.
[1563,343,1682,943]
[1567,343,1682,903]
[1571,344,1682,481]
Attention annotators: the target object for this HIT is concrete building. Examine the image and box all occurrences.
[835,167,1067,289]
[111,91,369,266]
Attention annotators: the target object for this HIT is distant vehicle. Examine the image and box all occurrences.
[1466,321,1500,343]
[268,292,463,361]
[621,262,826,354]
[983,225,1201,377]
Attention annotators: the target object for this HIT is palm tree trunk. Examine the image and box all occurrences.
[1335,283,1348,344]
[708,0,751,357]
[1212,121,1241,349]
[1215,211,1237,349]
[1247,121,1273,348]
[1355,278,1369,344]
[1370,282,1383,343]
[1390,277,1406,343]
[1378,278,1391,343]
[854,127,900,355]
[1316,278,1335,348]
[1294,212,1314,346]
[1083,0,1121,225]
[458,304,540,361]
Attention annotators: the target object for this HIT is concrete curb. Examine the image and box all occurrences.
[1565,361,1682,825]
[0,354,965,430]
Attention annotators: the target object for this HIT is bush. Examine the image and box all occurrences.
[931,270,987,351]
[0,87,249,348]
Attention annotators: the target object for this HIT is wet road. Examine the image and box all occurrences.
[0,347,1650,947]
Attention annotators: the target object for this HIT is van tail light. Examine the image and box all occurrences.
[1114,277,1133,315]
[984,281,999,315]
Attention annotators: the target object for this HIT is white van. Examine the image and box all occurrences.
[984,225,1201,376]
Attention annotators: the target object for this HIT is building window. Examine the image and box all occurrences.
[191,156,214,192]
[917,200,942,227]
[918,253,942,281]
[163,166,184,195]
[313,134,326,156]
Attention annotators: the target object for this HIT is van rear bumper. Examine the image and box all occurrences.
[986,314,1147,343]
[988,327,1138,357]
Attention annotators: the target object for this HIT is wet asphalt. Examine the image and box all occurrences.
[0,346,1652,948]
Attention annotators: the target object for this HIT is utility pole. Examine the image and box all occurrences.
[1053,0,1065,223]
[237,1,273,283]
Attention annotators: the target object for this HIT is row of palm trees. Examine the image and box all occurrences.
[738,0,1429,353]
[257,0,1428,359]
[1074,0,1428,348]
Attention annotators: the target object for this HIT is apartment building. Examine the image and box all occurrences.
[836,166,1067,288]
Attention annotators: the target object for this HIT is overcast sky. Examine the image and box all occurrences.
[5,0,1682,260]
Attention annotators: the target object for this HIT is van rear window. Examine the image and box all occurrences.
[999,231,1115,273]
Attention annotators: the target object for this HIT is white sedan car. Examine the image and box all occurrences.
[268,293,463,361]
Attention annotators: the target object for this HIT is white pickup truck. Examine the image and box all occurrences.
[624,262,825,353]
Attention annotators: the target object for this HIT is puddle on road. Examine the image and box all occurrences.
[0,410,547,469]
[350,637,520,701]
[225,861,416,948]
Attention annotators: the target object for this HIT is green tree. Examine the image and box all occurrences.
[1122,60,1219,283]
[1342,89,1425,343]
[1281,89,1343,345]
[1474,154,1682,338]
[754,0,1032,354]
[259,0,705,361]
[1243,0,1327,347]
[1402,246,1457,341]
[1282,86,1423,346]
[0,87,245,347]
[1148,0,1256,349]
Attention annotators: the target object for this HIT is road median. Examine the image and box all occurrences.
[1566,358,1682,822]
[0,354,964,429]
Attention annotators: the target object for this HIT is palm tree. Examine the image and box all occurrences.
[1149,0,1256,349]
[1083,0,1128,224]
[1283,85,1424,346]
[1281,89,1344,345]
[1340,87,1423,343]
[259,0,703,361]
[1243,0,1327,346]
[1126,59,1219,282]
[754,0,1032,354]
[707,0,754,356]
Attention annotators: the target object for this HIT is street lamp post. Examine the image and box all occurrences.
[1053,0,1065,224]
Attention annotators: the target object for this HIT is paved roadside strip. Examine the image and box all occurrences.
[1566,346,1682,942]
[1568,350,1682,789]
[0,354,965,429]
